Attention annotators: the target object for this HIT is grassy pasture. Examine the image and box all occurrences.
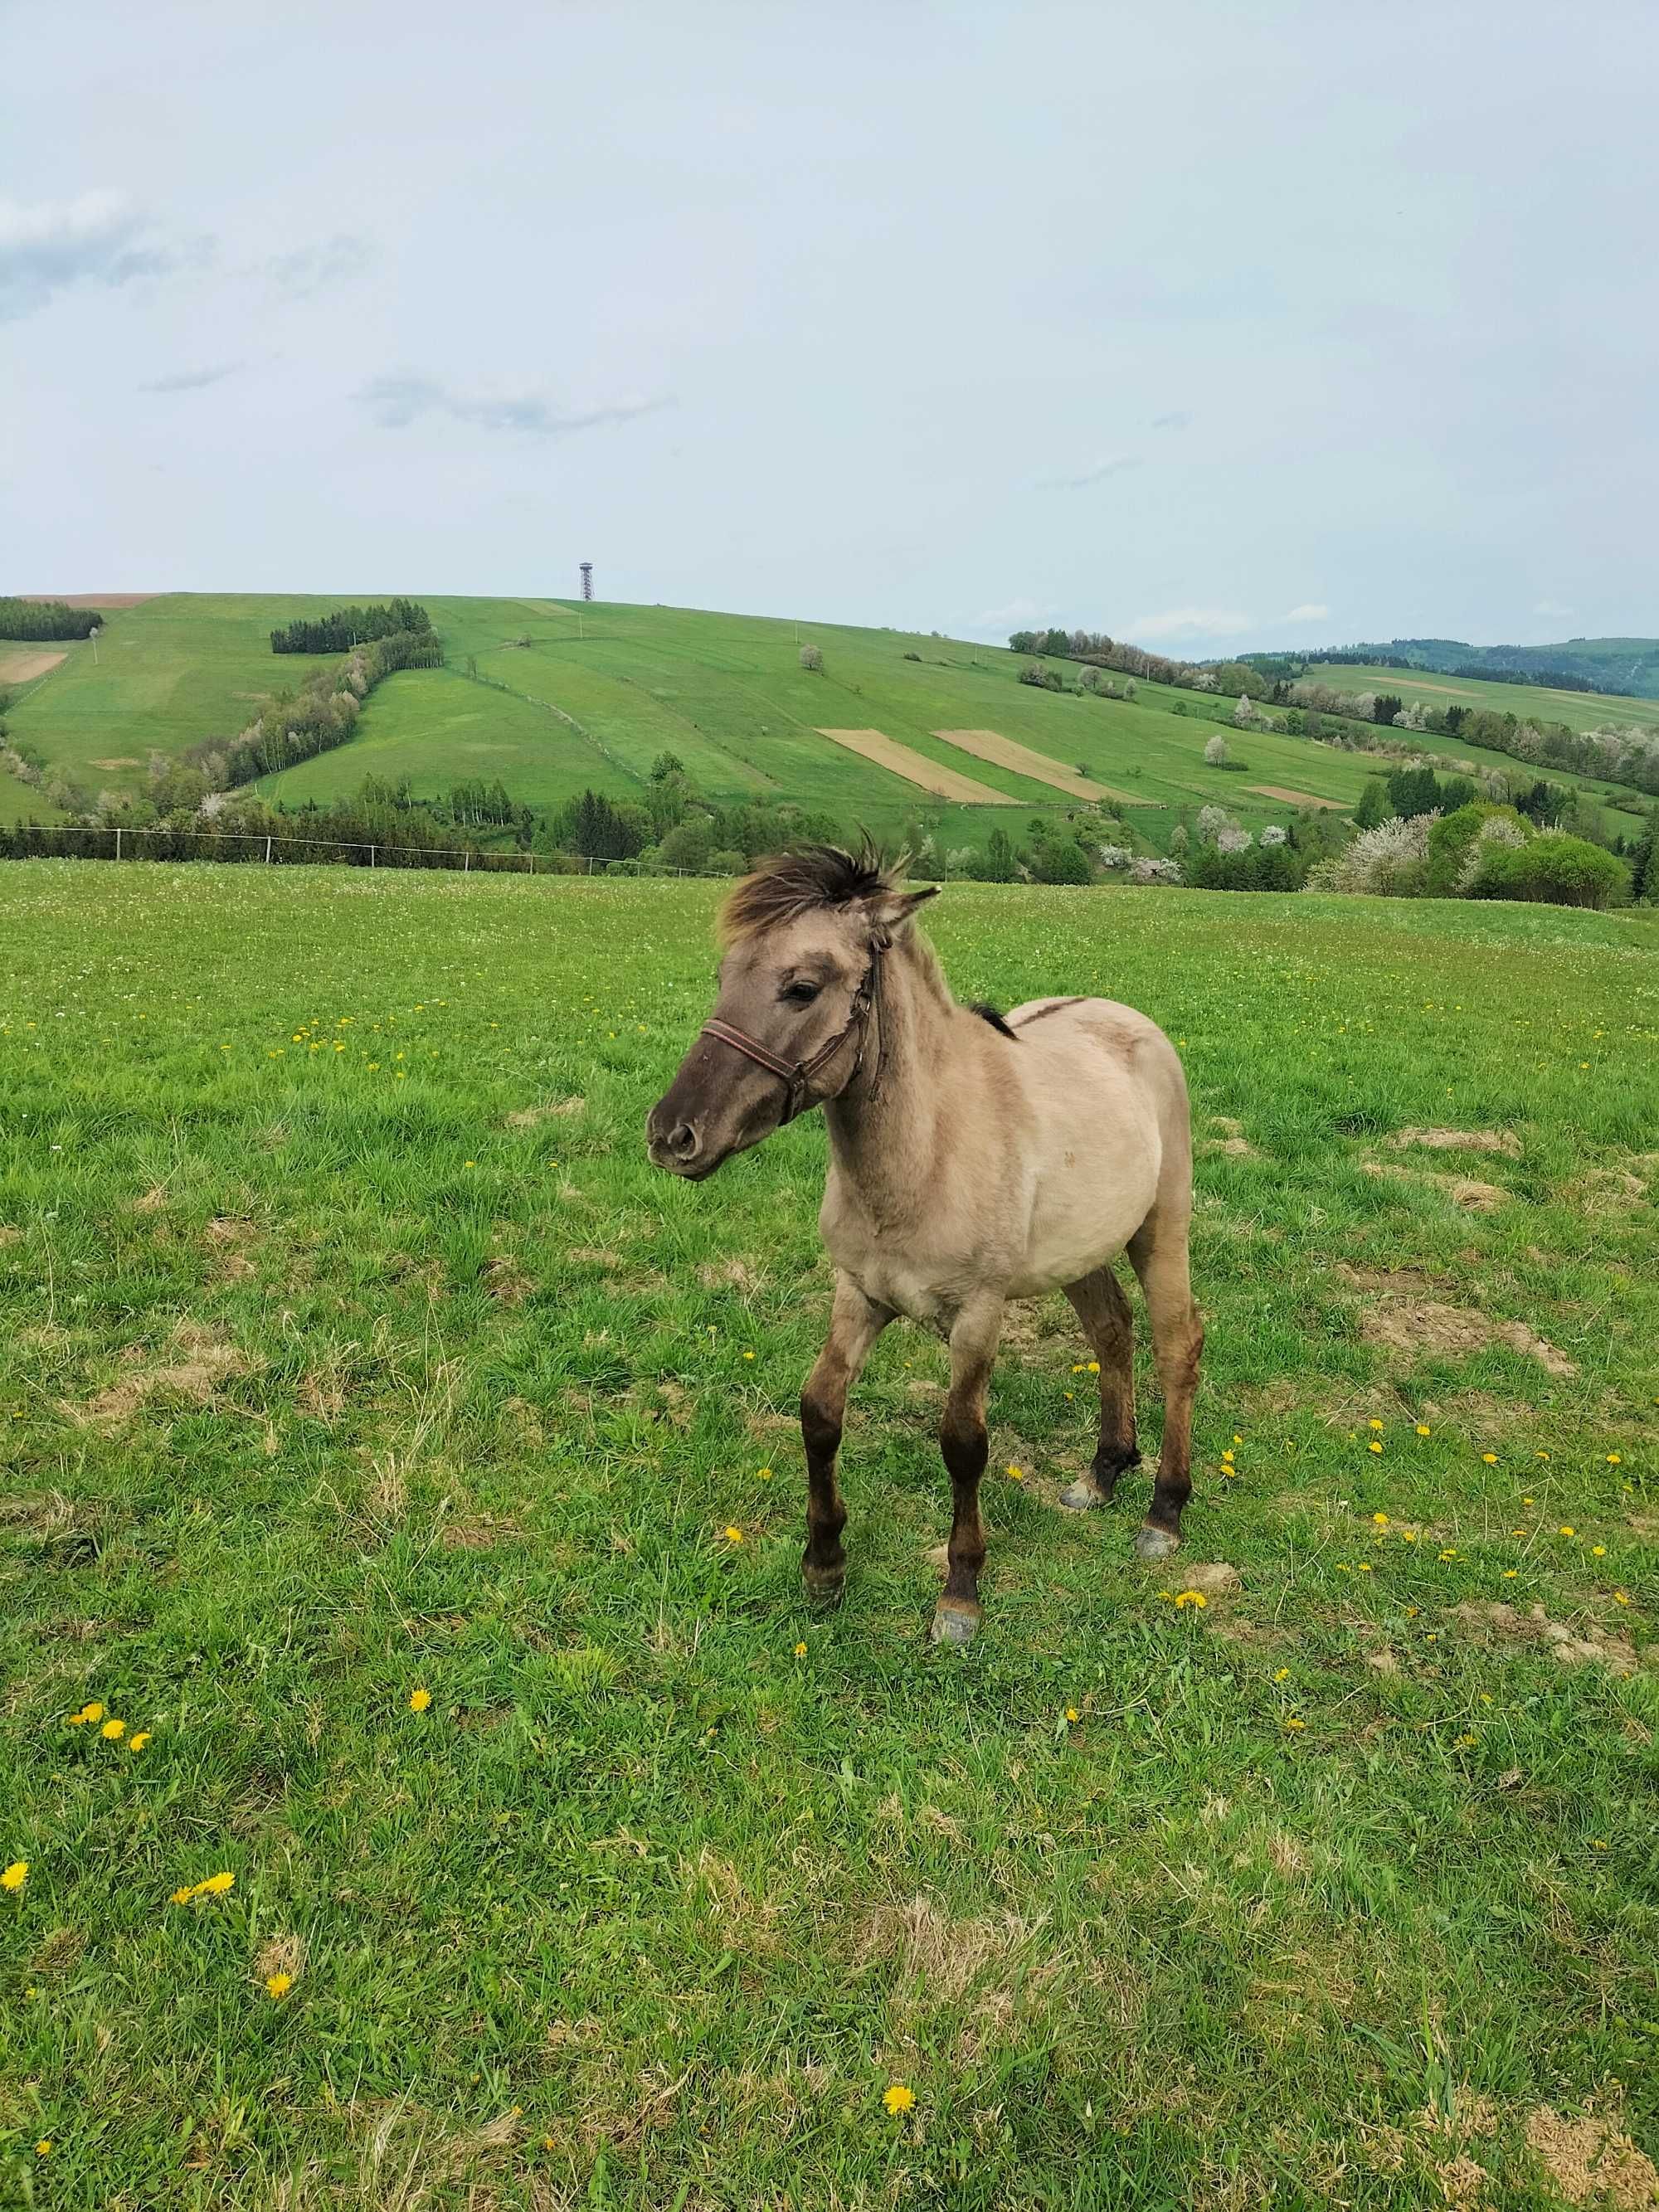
[1316,664,1659,737]
[2,864,1657,2208]
[15,596,1650,853]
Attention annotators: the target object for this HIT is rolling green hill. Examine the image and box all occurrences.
[7,595,1656,852]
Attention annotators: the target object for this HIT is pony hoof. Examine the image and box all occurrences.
[1134,1526,1180,1563]
[1059,1478,1104,1512]
[930,1601,980,1646]
[802,1566,845,1607]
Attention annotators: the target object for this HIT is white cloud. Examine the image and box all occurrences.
[1150,410,1192,431]
[140,361,246,394]
[358,372,669,437]
[0,189,181,321]
[1281,602,1330,623]
[1039,453,1139,490]
[263,233,371,299]
[1126,606,1253,641]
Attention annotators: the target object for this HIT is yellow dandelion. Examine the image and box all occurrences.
[1613,1590,1630,1605]
[1591,1544,1606,1558]
[1005,1464,1024,1481]
[2,1860,27,1892]
[1503,1569,1518,1579]
[1087,1360,1100,1374]
[1400,1528,1418,1543]
[1283,1716,1306,1731]
[742,1350,756,1360]
[265,1972,294,2000]
[100,1717,125,1740]
[1173,1589,1207,1609]
[757,1466,773,1480]
[66,1701,105,1727]
[1558,1525,1574,1538]
[1415,1423,1431,1437]
[171,1885,194,1905]
[128,1732,151,1752]
[1481,1453,1497,1466]
[794,1641,807,1657]
[1439,1547,1457,1560]
[1455,1733,1477,1748]
[1607,1453,1622,1465]
[1368,1440,1384,1455]
[198,1871,234,1896]
[1591,1840,1608,1851]
[1355,1561,1372,1573]
[1064,1706,1080,1723]
[1369,1419,1384,1432]
[36,2141,51,2157]
[1372,1512,1389,1527]
[883,2083,916,2116]
[724,1526,745,1544]
[408,1688,431,1713]
[1233,1433,1243,1445]
[1272,1666,1289,1682]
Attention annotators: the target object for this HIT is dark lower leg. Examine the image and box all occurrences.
[932,1306,999,1644]
[1062,1268,1137,1507]
[800,1278,889,1596]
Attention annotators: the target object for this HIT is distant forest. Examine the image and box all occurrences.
[270,600,434,654]
[0,598,103,642]
[1238,637,1659,699]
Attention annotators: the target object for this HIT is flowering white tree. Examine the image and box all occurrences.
[1097,843,1131,870]
[1231,694,1254,729]
[1259,824,1287,848]
[1456,812,1530,891]
[1215,824,1253,854]
[1130,855,1183,884]
[798,642,822,671]
[1204,733,1231,765]
[1306,812,1438,895]
[1195,805,1235,845]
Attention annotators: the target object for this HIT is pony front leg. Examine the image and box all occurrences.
[800,1274,891,1602]
[931,1298,1003,1646]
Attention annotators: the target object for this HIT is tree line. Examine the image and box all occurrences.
[183,629,442,790]
[0,598,103,642]
[270,600,434,654]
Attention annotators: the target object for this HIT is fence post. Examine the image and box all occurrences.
[265,836,273,865]
[115,825,123,862]
[465,848,469,874]
[370,844,377,868]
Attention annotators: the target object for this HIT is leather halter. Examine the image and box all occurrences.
[698,941,885,1125]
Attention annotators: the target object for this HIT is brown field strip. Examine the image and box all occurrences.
[932,728,1161,807]
[19,592,157,609]
[815,728,1014,804]
[1248,785,1348,809]
[0,649,67,683]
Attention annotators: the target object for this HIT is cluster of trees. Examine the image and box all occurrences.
[0,598,102,642]
[1308,800,1631,908]
[270,600,433,654]
[183,629,441,790]
[1248,639,1655,699]
[539,755,847,877]
[1285,678,1659,797]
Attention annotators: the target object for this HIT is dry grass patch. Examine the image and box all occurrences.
[67,1321,254,1430]
[1362,1160,1508,1211]
[1450,1603,1642,1677]
[853,1892,1046,2010]
[252,1931,308,1990]
[1525,2106,1659,2208]
[1387,1128,1521,1158]
[504,1095,585,1129]
[1338,1267,1576,1377]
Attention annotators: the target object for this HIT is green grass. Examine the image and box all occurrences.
[1316,663,1659,737]
[13,596,1652,854]
[2,863,1657,2207]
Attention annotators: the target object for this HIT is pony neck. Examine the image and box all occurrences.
[821,930,954,1213]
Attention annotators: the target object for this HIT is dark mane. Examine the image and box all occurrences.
[719,840,900,946]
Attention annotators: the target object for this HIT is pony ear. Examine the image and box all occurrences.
[863,883,939,941]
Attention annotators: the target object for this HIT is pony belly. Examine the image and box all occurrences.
[1006,1179,1154,1297]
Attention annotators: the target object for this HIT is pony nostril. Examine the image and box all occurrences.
[669,1121,699,1159]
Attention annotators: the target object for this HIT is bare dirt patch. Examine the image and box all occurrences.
[932,729,1156,807]
[1388,1128,1521,1158]
[1248,785,1347,809]
[0,648,66,683]
[815,727,1014,805]
[67,1322,253,1431]
[1525,2107,1659,2208]
[1363,1161,1508,1211]
[1338,1268,1575,1376]
[88,756,143,771]
[1176,1562,1243,1601]
[698,1257,763,1291]
[481,1254,533,1305]
[1451,1603,1641,1678]
[505,1095,585,1129]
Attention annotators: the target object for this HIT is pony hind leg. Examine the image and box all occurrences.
[931,1297,1003,1646]
[800,1274,892,1602]
[1126,1210,1204,1563]
[1058,1266,1139,1512]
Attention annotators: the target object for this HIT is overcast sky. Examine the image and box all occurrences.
[5,1,1656,652]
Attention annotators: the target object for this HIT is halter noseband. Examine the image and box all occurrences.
[698,940,885,1125]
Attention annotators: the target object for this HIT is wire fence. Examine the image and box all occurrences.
[0,822,734,879]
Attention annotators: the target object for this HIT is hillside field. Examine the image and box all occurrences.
[7,596,1657,852]
[2,863,1657,2207]
[1312,664,1659,737]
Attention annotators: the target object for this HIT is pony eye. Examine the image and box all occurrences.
[782,980,820,1006]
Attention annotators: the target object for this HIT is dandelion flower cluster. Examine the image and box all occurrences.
[171,1871,235,1904]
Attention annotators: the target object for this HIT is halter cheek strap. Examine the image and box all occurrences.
[698,941,884,1124]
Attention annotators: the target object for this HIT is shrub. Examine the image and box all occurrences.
[1425,802,1530,897]
[798,643,822,671]
[1204,734,1231,766]
[1469,832,1627,909]
[1018,664,1063,693]
[1129,855,1182,884]
[1306,813,1437,897]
